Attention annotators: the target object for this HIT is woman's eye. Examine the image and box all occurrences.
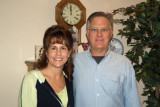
[61,46,67,50]
[51,47,56,50]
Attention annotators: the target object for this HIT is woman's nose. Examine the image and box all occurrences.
[56,48,61,55]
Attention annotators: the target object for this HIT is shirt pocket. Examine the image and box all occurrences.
[100,73,123,95]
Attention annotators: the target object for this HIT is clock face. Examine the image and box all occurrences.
[109,38,124,55]
[61,3,82,25]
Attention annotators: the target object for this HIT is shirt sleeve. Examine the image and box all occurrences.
[18,73,37,107]
[124,61,141,107]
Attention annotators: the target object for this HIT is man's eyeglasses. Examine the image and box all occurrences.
[88,27,111,33]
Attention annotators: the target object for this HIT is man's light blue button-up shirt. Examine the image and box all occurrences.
[73,49,141,107]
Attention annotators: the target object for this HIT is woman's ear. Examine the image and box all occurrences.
[46,51,48,58]
[68,50,72,57]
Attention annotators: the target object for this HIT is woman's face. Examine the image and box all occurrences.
[46,43,71,69]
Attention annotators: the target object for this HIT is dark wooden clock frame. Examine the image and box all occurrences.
[55,0,86,45]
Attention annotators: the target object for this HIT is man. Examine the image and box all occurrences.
[73,11,141,107]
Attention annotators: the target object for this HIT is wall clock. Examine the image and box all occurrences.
[61,3,82,25]
[109,38,124,55]
[55,0,86,45]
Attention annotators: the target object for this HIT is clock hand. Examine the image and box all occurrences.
[70,5,72,15]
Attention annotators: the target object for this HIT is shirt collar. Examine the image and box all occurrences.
[87,46,111,58]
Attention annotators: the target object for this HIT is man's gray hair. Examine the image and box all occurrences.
[86,11,113,29]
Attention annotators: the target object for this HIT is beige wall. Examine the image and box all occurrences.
[0,0,146,107]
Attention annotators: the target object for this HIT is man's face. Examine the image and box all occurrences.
[86,16,113,54]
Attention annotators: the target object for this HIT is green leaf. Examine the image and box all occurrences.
[142,91,150,96]
[127,37,131,45]
[143,72,147,77]
[112,0,160,106]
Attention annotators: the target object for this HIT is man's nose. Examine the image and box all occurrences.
[97,29,102,37]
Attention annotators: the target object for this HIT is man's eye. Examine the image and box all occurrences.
[101,28,106,31]
[101,28,110,32]
[92,28,98,32]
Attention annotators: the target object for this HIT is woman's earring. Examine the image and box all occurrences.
[46,57,48,63]
[67,58,70,63]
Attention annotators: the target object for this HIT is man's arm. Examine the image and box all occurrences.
[124,62,141,107]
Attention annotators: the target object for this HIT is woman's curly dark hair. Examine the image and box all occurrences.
[35,25,74,82]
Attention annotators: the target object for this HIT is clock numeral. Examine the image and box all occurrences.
[70,21,72,24]
[63,16,68,22]
[63,9,67,12]
[75,10,80,12]
[66,5,69,9]
[63,16,67,19]
[74,17,79,20]
[74,21,77,24]
[66,19,70,24]
[62,13,66,16]
[66,19,69,23]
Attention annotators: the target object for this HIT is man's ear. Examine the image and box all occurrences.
[109,29,113,39]
[86,29,89,41]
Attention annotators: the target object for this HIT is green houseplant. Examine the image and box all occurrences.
[112,0,160,106]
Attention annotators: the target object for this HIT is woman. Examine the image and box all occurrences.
[19,25,74,107]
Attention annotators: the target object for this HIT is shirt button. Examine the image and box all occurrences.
[96,79,99,82]
[97,93,100,96]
